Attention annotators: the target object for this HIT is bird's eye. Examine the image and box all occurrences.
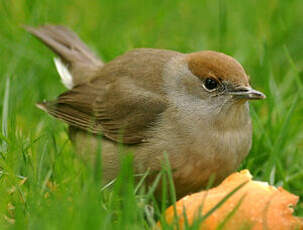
[204,78,219,91]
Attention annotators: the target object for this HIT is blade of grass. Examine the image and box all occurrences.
[146,170,163,200]
[283,45,303,92]
[40,169,52,195]
[199,181,248,223]
[266,94,298,178]
[134,168,150,194]
[191,174,217,230]
[100,178,116,192]
[1,76,10,154]
[216,194,246,230]
[163,152,179,230]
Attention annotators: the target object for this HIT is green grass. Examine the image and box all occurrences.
[0,0,303,229]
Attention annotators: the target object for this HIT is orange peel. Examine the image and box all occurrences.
[160,170,302,230]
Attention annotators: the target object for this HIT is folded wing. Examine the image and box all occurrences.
[38,76,167,144]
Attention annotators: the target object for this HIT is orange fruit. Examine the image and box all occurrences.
[160,170,302,230]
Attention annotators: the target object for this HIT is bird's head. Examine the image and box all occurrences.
[164,50,265,125]
[187,51,265,102]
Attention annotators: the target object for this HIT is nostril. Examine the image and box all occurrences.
[234,87,249,92]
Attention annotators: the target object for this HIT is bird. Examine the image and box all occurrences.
[26,25,265,199]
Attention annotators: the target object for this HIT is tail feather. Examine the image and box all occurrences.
[25,25,103,86]
[54,57,73,89]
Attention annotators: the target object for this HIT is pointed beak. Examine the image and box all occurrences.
[229,86,266,100]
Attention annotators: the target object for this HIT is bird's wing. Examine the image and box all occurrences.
[35,47,179,143]
[37,76,168,144]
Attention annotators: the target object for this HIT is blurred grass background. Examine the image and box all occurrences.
[0,0,303,229]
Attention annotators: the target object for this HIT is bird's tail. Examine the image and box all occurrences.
[25,25,103,88]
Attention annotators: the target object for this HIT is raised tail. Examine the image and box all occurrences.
[25,25,103,87]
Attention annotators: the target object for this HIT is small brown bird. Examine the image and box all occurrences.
[26,25,265,198]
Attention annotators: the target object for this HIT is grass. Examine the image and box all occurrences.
[0,0,303,229]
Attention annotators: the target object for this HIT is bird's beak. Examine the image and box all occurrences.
[229,86,266,100]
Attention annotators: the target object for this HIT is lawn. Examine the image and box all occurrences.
[0,0,303,229]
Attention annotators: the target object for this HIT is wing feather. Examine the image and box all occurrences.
[39,78,167,144]
[36,48,179,144]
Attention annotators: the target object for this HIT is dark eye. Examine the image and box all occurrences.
[204,78,219,91]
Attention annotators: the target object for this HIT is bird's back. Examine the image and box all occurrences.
[92,48,181,94]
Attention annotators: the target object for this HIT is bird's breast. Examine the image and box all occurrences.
[140,107,252,197]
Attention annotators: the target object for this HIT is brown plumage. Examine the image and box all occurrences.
[37,48,178,143]
[187,51,250,86]
[27,25,265,198]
